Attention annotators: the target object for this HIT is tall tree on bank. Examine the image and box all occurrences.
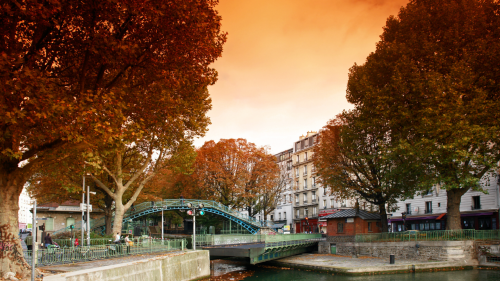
[314,112,421,232]
[0,0,225,275]
[191,139,280,217]
[346,0,500,229]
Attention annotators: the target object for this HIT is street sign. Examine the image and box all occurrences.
[36,218,48,220]
[80,203,93,212]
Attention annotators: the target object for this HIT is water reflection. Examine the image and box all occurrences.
[209,259,500,281]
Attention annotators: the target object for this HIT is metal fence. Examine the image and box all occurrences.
[52,237,157,247]
[194,233,323,248]
[24,238,186,266]
[355,229,500,243]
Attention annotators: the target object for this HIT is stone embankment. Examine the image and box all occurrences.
[43,250,209,281]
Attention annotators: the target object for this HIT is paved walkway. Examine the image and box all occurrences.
[40,250,184,274]
[272,253,477,274]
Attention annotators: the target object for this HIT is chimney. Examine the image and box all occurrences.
[355,199,360,215]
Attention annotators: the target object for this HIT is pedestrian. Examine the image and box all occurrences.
[124,234,131,254]
[44,233,53,248]
[24,232,33,251]
[114,232,121,244]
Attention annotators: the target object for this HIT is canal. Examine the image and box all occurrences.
[209,259,500,281]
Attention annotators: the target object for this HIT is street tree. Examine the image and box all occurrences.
[346,0,500,229]
[192,139,280,216]
[314,112,421,232]
[0,0,225,274]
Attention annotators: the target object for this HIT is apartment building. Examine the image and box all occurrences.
[272,148,294,233]
[18,187,32,230]
[389,172,500,231]
[292,131,349,233]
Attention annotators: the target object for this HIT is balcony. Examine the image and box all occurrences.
[304,185,308,190]
[424,209,433,214]
[471,205,481,210]
[312,199,317,203]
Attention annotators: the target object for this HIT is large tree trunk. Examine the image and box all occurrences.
[446,188,468,230]
[378,203,389,232]
[0,171,31,278]
[112,201,126,236]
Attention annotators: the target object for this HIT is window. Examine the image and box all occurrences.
[425,189,433,196]
[323,199,327,209]
[295,195,299,204]
[312,191,316,201]
[296,209,300,218]
[295,168,299,177]
[45,218,54,231]
[296,155,300,163]
[472,196,481,210]
[425,201,432,214]
[331,199,335,208]
[312,177,316,187]
[304,208,309,218]
[66,217,75,228]
[303,165,307,175]
[304,179,308,189]
[338,222,344,233]
[296,181,299,190]
[368,222,372,232]
[406,203,411,215]
[303,193,307,203]
[270,215,274,221]
[279,213,281,220]
[305,152,308,161]
[313,207,317,216]
[284,212,287,220]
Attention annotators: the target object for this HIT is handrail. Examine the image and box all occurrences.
[55,199,271,235]
[355,229,500,242]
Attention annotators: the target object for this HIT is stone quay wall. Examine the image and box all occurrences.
[45,250,210,281]
[319,240,476,261]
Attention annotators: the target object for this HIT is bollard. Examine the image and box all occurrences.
[390,254,395,264]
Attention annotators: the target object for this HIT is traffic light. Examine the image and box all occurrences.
[187,210,193,216]
[83,214,87,221]
[199,210,205,215]
[70,225,75,229]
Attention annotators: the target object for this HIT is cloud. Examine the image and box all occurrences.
[196,0,409,153]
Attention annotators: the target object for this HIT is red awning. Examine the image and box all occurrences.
[317,222,327,227]
[436,213,446,220]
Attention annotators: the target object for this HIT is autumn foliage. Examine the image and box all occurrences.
[0,0,225,276]
[185,139,281,218]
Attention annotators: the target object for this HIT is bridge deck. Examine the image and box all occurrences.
[202,239,321,264]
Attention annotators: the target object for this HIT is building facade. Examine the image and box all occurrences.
[18,187,33,230]
[272,148,294,233]
[389,172,500,231]
[292,131,347,233]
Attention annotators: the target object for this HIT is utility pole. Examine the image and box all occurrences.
[81,175,85,244]
[161,208,164,243]
[87,184,90,246]
[31,200,37,281]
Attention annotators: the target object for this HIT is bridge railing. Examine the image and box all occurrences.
[355,229,500,243]
[56,199,271,234]
[194,233,323,248]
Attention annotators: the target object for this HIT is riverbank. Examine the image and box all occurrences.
[269,253,489,275]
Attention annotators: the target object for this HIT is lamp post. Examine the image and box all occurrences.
[401,212,407,231]
[187,203,205,250]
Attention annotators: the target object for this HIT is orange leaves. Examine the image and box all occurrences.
[189,139,279,210]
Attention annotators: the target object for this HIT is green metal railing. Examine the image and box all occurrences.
[355,229,500,243]
[24,239,186,266]
[52,237,154,247]
[194,233,323,248]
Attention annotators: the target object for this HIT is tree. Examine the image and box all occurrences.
[346,0,500,229]
[0,0,225,275]
[191,139,280,217]
[314,111,421,232]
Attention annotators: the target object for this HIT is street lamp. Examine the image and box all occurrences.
[187,203,205,250]
[401,212,407,231]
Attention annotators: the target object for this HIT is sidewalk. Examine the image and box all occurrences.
[270,253,477,275]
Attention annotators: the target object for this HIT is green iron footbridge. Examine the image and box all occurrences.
[196,233,324,264]
[53,199,271,236]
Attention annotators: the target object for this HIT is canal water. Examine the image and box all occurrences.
[209,259,500,281]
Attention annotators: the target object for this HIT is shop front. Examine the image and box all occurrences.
[390,211,498,232]
[295,218,318,233]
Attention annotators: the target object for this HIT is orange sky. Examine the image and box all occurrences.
[195,0,410,153]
